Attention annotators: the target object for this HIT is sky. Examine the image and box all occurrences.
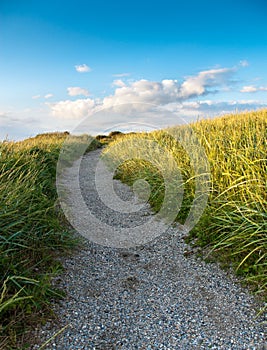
[0,0,267,140]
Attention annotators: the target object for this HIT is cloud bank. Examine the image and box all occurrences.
[50,67,236,119]
[5,64,267,141]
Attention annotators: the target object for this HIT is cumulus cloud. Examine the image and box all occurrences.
[75,64,91,73]
[49,66,260,122]
[104,68,234,108]
[5,63,266,140]
[49,98,95,119]
[104,80,160,106]
[67,87,90,97]
[180,68,234,98]
[240,85,267,93]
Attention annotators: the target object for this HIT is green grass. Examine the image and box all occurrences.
[103,109,267,301]
[0,132,101,349]
[1,112,265,348]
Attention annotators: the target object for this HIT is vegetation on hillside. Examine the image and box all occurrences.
[1,110,266,347]
[0,132,101,349]
[103,110,267,303]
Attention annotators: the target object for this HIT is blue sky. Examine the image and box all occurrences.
[1,0,267,140]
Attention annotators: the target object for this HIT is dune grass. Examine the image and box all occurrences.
[103,110,267,301]
[1,111,265,347]
[190,111,266,299]
[0,132,101,349]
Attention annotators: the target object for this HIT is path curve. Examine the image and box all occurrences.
[34,149,266,349]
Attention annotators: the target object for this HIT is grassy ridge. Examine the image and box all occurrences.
[0,132,101,349]
[103,110,267,299]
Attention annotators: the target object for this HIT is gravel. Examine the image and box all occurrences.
[33,149,266,349]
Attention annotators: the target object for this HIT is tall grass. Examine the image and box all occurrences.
[191,110,266,297]
[0,132,101,349]
[103,110,267,299]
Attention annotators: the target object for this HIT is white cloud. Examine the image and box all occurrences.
[102,79,169,106]
[0,112,9,126]
[0,111,46,141]
[49,66,264,124]
[75,64,91,73]
[4,62,267,140]
[240,85,267,93]
[240,86,257,93]
[162,99,267,121]
[49,98,95,119]
[103,68,234,108]
[67,87,90,97]
[180,68,234,99]
[239,60,249,67]
[44,93,53,99]
[112,79,126,87]
[32,94,53,99]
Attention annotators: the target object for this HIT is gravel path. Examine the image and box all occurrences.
[34,149,266,349]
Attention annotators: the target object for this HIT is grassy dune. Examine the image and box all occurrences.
[0,132,101,349]
[1,111,266,347]
[103,110,267,300]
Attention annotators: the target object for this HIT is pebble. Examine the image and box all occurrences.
[32,149,266,349]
